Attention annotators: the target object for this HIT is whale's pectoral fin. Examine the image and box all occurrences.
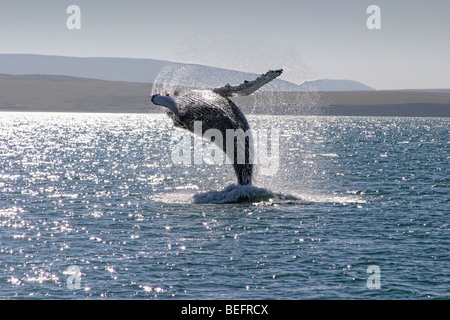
[151,94,179,116]
[212,69,283,97]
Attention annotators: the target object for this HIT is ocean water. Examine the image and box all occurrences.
[0,112,448,299]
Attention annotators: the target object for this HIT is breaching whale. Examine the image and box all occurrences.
[151,69,283,185]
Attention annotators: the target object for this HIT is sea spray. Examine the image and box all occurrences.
[192,184,297,204]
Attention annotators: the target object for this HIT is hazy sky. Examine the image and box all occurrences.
[0,0,449,89]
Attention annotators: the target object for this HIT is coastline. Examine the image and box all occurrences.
[1,74,449,116]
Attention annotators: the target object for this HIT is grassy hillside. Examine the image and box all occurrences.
[1,74,449,116]
[0,74,154,112]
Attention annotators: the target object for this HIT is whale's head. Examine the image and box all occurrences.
[151,94,178,115]
[151,94,187,129]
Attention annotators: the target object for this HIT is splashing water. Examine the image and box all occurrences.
[149,63,331,203]
[151,63,196,97]
[192,184,297,204]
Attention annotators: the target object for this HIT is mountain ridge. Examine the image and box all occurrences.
[299,79,375,91]
[0,53,374,92]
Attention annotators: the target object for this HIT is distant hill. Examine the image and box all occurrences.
[0,74,152,113]
[0,54,374,92]
[0,54,299,91]
[1,54,448,116]
[0,54,164,84]
[0,73,449,116]
[299,79,375,91]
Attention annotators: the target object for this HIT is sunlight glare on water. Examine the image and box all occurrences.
[0,112,448,299]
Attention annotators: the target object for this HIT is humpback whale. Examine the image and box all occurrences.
[151,69,283,185]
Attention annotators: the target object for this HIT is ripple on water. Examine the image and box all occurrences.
[0,113,448,299]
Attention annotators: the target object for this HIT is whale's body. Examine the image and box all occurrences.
[152,69,283,185]
[158,89,253,185]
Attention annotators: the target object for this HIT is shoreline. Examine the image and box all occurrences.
[1,107,449,117]
[1,74,449,117]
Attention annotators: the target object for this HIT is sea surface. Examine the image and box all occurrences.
[0,112,448,299]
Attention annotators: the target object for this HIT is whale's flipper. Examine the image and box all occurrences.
[213,69,283,97]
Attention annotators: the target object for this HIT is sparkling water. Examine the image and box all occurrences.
[0,112,448,299]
